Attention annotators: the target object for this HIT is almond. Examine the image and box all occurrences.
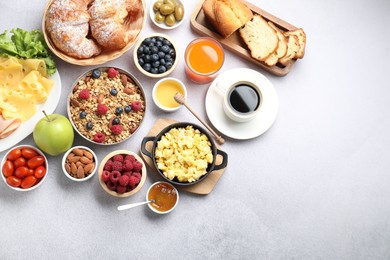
[65,163,71,174]
[72,148,84,156]
[83,150,93,160]
[80,156,91,164]
[70,98,80,107]
[76,161,84,168]
[71,162,77,175]
[123,87,134,95]
[77,166,85,178]
[97,94,105,104]
[68,155,81,163]
[121,74,127,86]
[84,163,94,174]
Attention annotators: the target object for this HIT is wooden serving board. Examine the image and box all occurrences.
[139,118,227,195]
[190,0,298,76]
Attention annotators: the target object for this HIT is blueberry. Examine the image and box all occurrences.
[79,111,87,119]
[165,54,172,60]
[158,51,165,59]
[124,105,132,113]
[143,63,151,72]
[156,40,163,47]
[152,60,160,68]
[168,49,175,57]
[166,62,173,69]
[160,59,166,66]
[163,39,171,46]
[151,46,159,54]
[110,89,118,96]
[157,37,164,42]
[151,37,157,43]
[161,45,169,53]
[137,46,144,55]
[158,65,167,73]
[165,57,173,64]
[138,57,145,66]
[151,54,159,62]
[144,54,151,63]
[112,117,120,125]
[92,69,101,79]
[143,38,152,45]
[115,107,123,115]
[86,122,93,130]
[151,67,159,74]
[143,46,150,54]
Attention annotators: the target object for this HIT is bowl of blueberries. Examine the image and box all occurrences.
[133,33,178,78]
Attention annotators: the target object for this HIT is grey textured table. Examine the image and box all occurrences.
[1,0,390,259]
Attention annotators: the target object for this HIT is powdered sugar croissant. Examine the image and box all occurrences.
[45,0,102,59]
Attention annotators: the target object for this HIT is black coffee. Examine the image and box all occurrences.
[228,84,260,113]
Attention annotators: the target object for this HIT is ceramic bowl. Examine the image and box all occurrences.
[141,122,228,186]
[152,77,187,112]
[42,0,146,65]
[62,146,98,182]
[149,0,185,30]
[146,181,179,214]
[67,67,146,145]
[1,145,48,191]
[98,150,147,197]
[133,33,178,78]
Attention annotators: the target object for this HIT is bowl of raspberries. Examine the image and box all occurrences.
[98,150,147,197]
[67,67,146,145]
[133,33,178,78]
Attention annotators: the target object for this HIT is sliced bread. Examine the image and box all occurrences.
[284,28,306,58]
[278,34,300,66]
[239,14,279,61]
[264,22,288,66]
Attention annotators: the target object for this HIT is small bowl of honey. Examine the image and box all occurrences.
[152,77,187,112]
[146,181,179,214]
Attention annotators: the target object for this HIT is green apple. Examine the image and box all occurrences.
[33,111,74,156]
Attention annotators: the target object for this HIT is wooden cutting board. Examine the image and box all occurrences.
[139,118,227,195]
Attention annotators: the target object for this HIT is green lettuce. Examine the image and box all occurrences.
[0,28,56,76]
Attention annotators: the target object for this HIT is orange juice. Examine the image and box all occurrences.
[185,37,224,84]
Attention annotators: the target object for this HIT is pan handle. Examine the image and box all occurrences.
[213,149,228,171]
[140,136,156,159]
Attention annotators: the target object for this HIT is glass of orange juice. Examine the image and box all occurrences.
[184,37,224,84]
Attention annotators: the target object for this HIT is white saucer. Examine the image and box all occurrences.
[205,68,278,140]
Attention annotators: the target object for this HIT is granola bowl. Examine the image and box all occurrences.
[67,67,146,145]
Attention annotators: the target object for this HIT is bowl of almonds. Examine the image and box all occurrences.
[62,146,98,182]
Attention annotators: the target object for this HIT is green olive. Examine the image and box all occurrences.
[165,13,176,27]
[155,12,165,23]
[174,4,184,21]
[153,0,163,12]
[160,3,174,15]
[164,0,177,7]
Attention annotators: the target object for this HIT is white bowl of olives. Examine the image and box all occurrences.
[150,0,185,30]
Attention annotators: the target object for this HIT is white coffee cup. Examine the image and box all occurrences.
[215,80,262,122]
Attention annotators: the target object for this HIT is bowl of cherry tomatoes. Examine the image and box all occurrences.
[1,145,48,191]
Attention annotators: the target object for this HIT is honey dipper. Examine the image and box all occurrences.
[174,93,225,145]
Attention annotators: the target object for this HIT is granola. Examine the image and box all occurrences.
[68,68,145,144]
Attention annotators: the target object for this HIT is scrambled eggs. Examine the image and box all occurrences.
[155,125,213,183]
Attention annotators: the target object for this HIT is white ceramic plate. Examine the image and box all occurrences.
[205,68,278,140]
[149,0,185,30]
[0,71,62,152]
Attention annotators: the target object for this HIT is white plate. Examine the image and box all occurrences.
[0,71,62,152]
[149,0,185,30]
[205,68,278,140]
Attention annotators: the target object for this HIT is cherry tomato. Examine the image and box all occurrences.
[6,176,22,187]
[7,148,21,161]
[21,176,37,189]
[13,157,26,168]
[2,160,14,177]
[21,148,38,159]
[27,156,45,169]
[34,166,46,179]
[27,169,34,177]
[14,166,29,179]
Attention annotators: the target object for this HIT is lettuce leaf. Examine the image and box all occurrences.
[0,28,56,76]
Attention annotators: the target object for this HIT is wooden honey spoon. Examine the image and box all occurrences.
[174,93,225,145]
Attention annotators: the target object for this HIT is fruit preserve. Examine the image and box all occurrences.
[148,182,178,213]
[185,37,224,84]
